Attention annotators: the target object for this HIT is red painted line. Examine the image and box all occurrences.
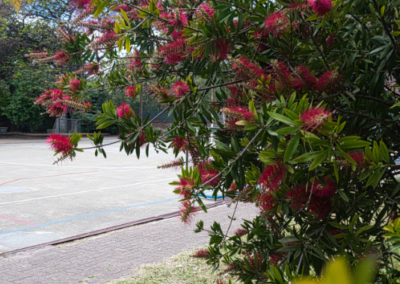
[0,215,37,226]
[0,171,100,186]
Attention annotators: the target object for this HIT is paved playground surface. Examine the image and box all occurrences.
[0,137,215,252]
[0,202,258,284]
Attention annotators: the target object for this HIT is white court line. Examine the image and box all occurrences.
[0,161,156,169]
[0,178,176,206]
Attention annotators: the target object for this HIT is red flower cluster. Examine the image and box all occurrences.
[211,39,230,62]
[159,39,188,64]
[125,86,137,98]
[312,178,336,198]
[171,81,190,97]
[286,178,336,220]
[299,107,330,131]
[296,65,317,89]
[309,0,333,16]
[315,70,340,92]
[198,3,215,19]
[35,89,71,116]
[54,51,70,64]
[258,162,286,191]
[138,135,146,147]
[46,134,73,155]
[70,0,92,10]
[117,102,134,118]
[69,78,81,91]
[235,228,248,236]
[257,192,275,213]
[192,249,209,258]
[348,152,366,168]
[84,62,99,74]
[170,136,189,152]
[93,31,118,47]
[231,56,267,87]
[176,177,194,199]
[264,11,290,37]
[179,201,199,224]
[198,161,220,186]
[221,107,254,122]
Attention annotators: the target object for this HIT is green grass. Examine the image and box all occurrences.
[109,248,235,284]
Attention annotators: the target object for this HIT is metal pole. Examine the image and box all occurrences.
[139,87,143,121]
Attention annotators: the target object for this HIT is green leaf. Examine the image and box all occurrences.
[96,120,115,129]
[292,151,322,163]
[309,150,328,171]
[276,126,299,135]
[355,225,373,237]
[338,190,349,202]
[267,112,295,126]
[379,140,390,163]
[284,133,300,162]
[353,257,376,284]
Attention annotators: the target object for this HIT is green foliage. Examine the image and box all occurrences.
[28,0,400,282]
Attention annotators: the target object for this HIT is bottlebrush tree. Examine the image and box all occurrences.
[28,0,400,282]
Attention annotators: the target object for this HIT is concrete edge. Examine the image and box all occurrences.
[0,199,229,257]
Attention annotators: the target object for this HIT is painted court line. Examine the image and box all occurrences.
[0,197,179,236]
[0,178,176,206]
[0,215,37,226]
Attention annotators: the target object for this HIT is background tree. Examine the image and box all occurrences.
[29,0,400,282]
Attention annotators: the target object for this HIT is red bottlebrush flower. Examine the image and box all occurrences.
[170,137,189,152]
[179,201,199,224]
[175,177,194,199]
[312,178,336,198]
[243,251,263,270]
[348,152,366,168]
[299,107,330,131]
[54,51,70,64]
[83,102,92,109]
[264,11,290,37]
[309,196,331,220]
[235,228,248,236]
[286,185,308,210]
[211,39,230,62]
[69,78,81,91]
[198,161,220,186]
[199,3,215,17]
[221,107,254,122]
[192,249,209,258]
[270,252,286,265]
[326,35,335,48]
[257,192,275,212]
[117,102,134,118]
[170,30,184,39]
[315,70,341,92]
[159,39,188,64]
[84,62,99,74]
[171,81,190,97]
[271,61,292,89]
[125,86,137,98]
[46,134,73,154]
[287,2,311,12]
[297,65,317,88]
[138,135,146,147]
[229,181,237,192]
[93,31,118,47]
[167,11,188,28]
[157,159,184,170]
[70,0,92,10]
[231,56,267,87]
[309,0,332,16]
[258,162,286,191]
[113,4,131,12]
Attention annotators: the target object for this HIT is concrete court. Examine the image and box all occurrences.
[0,137,214,252]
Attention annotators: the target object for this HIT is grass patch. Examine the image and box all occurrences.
[110,248,235,284]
